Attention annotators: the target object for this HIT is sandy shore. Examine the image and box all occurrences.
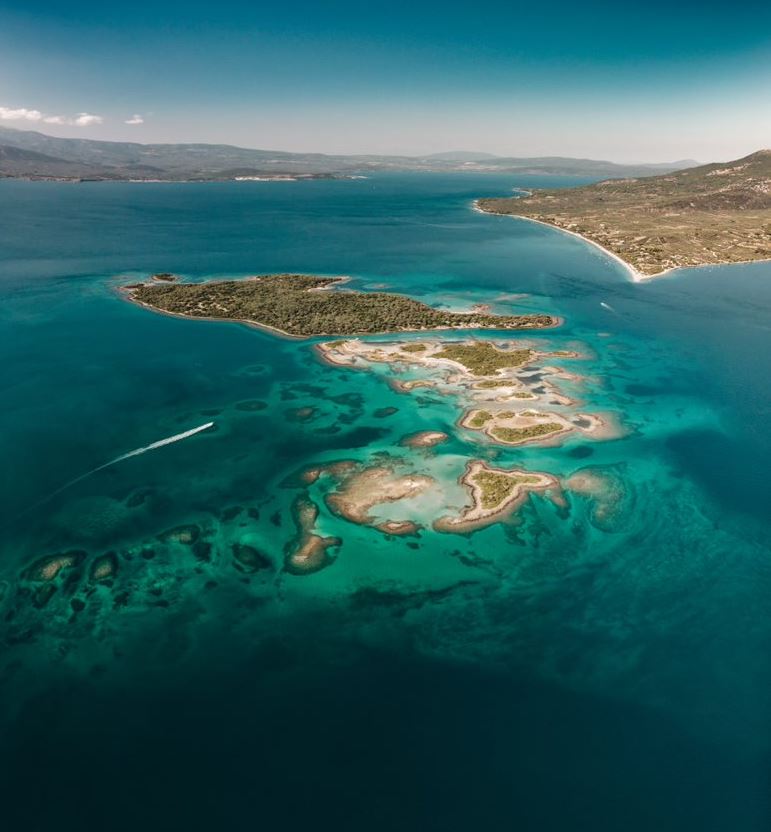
[435,460,557,533]
[319,337,618,452]
[475,199,771,282]
[316,337,542,376]
[399,430,450,449]
[472,200,647,282]
[324,464,434,533]
[122,271,560,341]
[459,406,619,448]
[286,495,341,574]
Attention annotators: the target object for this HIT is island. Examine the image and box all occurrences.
[399,430,450,449]
[324,463,433,536]
[123,274,558,338]
[476,149,771,279]
[435,461,558,533]
[317,338,538,377]
[459,407,612,447]
[286,495,342,574]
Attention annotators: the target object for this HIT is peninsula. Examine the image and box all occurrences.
[124,274,557,337]
[477,150,771,279]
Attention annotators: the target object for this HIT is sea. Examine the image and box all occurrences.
[0,173,769,830]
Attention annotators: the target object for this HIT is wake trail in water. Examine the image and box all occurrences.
[23,422,214,514]
[112,422,215,462]
[600,301,617,313]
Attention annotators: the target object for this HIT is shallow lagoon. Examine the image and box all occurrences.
[0,174,769,830]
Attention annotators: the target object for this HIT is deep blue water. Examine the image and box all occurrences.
[0,174,769,830]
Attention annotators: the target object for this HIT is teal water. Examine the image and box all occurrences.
[1,175,769,830]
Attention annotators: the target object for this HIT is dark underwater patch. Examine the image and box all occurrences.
[666,428,771,520]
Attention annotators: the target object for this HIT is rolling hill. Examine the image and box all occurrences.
[477,150,771,278]
[0,125,699,181]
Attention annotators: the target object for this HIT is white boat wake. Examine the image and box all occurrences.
[112,422,215,462]
[600,301,616,313]
[26,422,214,512]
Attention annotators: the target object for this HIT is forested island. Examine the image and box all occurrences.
[477,149,771,278]
[124,274,557,337]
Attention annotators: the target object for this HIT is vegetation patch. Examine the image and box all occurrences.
[473,471,540,510]
[128,275,556,338]
[467,410,492,428]
[491,422,564,443]
[434,341,533,375]
[478,150,771,276]
[475,379,514,389]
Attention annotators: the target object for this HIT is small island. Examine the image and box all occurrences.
[325,464,433,535]
[284,458,435,537]
[286,495,341,574]
[459,407,612,447]
[477,149,771,279]
[399,430,450,449]
[317,338,538,378]
[435,461,557,533]
[124,274,557,338]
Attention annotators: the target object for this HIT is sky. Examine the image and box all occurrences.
[0,0,769,162]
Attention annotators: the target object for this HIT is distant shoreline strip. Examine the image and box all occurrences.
[472,200,771,282]
[471,200,646,282]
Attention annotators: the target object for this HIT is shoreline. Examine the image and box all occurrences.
[120,279,562,341]
[434,460,558,533]
[472,200,645,282]
[472,200,771,283]
[120,287,307,341]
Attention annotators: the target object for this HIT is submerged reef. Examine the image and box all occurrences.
[23,551,86,583]
[399,430,449,449]
[322,460,435,535]
[232,543,272,573]
[89,552,119,583]
[0,312,629,655]
[286,495,341,574]
[158,525,200,545]
[565,465,633,532]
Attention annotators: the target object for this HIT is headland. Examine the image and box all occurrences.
[476,149,771,280]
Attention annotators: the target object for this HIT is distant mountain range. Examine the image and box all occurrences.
[0,125,700,182]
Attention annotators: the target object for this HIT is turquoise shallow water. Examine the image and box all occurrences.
[0,174,770,830]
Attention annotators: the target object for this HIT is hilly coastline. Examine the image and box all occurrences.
[0,125,697,182]
[477,150,771,278]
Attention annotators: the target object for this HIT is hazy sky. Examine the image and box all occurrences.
[1,0,769,161]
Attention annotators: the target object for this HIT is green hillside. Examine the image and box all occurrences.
[478,150,771,276]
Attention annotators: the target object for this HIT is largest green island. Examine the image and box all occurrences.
[124,274,557,337]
